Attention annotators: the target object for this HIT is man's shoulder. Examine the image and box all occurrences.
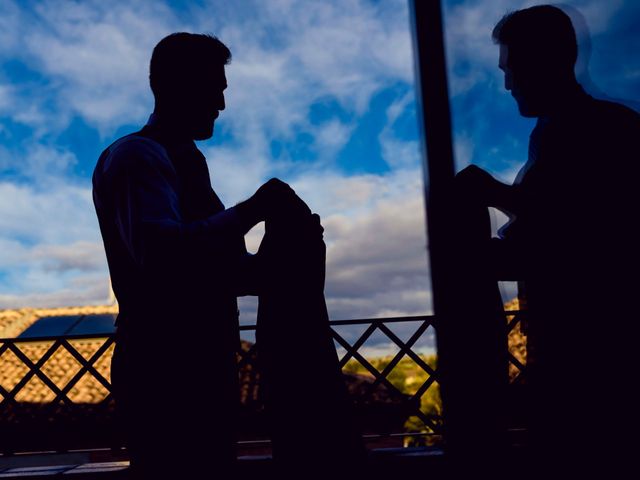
[542,95,640,144]
[591,97,640,121]
[103,132,167,162]
[95,132,171,178]
[581,96,640,137]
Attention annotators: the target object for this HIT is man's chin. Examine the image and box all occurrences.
[513,95,542,118]
[518,109,537,118]
[516,102,538,118]
[193,123,214,141]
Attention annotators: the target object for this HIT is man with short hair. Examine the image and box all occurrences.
[93,33,310,476]
[456,4,639,475]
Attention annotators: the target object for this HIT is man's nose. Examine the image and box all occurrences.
[216,93,225,112]
[505,72,513,91]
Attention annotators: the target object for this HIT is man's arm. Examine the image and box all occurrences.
[232,184,325,297]
[456,165,520,215]
[100,138,245,268]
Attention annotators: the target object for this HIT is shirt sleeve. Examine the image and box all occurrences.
[101,137,244,268]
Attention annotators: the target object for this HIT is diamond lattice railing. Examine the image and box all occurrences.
[331,316,441,436]
[0,335,115,407]
[0,311,527,453]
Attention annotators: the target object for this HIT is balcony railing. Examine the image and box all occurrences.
[0,310,527,455]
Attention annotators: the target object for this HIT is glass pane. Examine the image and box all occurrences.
[0,0,435,454]
[442,0,640,445]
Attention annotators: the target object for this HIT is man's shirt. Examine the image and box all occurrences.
[93,115,248,333]
[498,87,640,352]
[504,88,639,262]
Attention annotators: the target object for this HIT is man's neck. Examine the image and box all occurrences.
[149,108,194,142]
[542,79,586,118]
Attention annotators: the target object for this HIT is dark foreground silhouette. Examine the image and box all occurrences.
[93,33,362,478]
[453,5,640,477]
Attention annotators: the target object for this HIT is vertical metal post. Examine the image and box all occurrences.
[409,0,508,468]
[408,1,455,313]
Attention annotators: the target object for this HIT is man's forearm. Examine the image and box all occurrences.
[140,207,245,243]
[234,199,263,235]
[490,181,519,215]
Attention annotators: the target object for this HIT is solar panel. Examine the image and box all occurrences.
[18,314,117,338]
[18,315,82,338]
[68,314,116,335]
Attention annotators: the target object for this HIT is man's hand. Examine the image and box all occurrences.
[236,178,305,229]
[252,178,295,215]
[456,165,510,209]
[456,165,494,198]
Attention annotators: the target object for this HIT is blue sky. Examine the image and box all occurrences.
[0,0,638,350]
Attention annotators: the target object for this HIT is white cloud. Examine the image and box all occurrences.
[0,141,107,309]
[202,134,273,205]
[378,90,421,170]
[0,274,110,309]
[0,84,14,113]
[191,0,415,179]
[287,167,431,320]
[3,0,416,145]
[0,238,103,272]
[314,120,355,158]
[0,180,98,244]
[29,241,105,273]
[0,0,179,135]
[0,0,21,55]
[19,144,78,181]
[453,133,474,170]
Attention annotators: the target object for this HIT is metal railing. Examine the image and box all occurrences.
[0,310,527,454]
[0,334,115,407]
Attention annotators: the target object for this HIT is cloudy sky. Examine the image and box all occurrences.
[0,0,638,348]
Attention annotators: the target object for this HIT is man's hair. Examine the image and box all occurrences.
[492,5,577,70]
[149,32,231,99]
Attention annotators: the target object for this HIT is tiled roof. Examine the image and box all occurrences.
[1,305,259,407]
[0,305,118,339]
[1,305,118,404]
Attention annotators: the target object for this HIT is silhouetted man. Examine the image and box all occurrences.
[93,33,361,477]
[455,5,639,476]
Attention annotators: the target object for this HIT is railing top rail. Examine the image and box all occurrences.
[2,310,524,341]
[0,333,115,343]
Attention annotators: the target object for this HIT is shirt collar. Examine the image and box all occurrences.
[542,83,591,121]
[145,113,195,149]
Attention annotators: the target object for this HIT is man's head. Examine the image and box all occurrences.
[493,5,578,117]
[150,33,231,140]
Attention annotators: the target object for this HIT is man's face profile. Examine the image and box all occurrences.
[499,42,566,119]
[185,63,227,140]
[499,44,538,118]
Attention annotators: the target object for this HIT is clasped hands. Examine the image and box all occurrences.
[456,165,514,213]
[237,178,323,235]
